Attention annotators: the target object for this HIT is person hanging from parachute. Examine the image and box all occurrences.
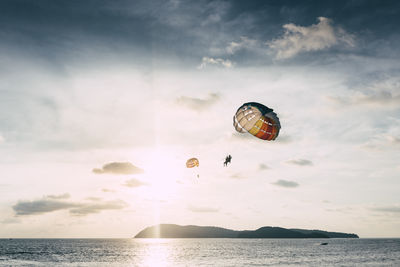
[223,155,232,167]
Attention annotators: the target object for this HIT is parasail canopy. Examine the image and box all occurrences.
[233,102,281,141]
[186,158,199,168]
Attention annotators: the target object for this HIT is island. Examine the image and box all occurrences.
[134,224,359,238]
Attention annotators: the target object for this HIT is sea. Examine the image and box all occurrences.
[0,238,399,266]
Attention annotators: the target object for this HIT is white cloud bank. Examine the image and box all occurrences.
[268,17,355,59]
[198,57,233,69]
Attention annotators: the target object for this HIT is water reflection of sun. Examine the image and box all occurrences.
[137,239,174,267]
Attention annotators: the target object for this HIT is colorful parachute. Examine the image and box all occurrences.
[186,158,199,168]
[233,102,280,140]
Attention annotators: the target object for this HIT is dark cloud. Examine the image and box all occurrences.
[370,206,400,213]
[123,178,147,188]
[259,163,269,170]
[13,197,127,216]
[188,205,219,213]
[93,162,144,175]
[176,93,220,111]
[13,199,78,215]
[0,0,154,66]
[0,0,399,67]
[45,193,70,200]
[286,159,313,166]
[272,179,299,188]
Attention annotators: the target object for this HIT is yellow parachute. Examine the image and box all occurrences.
[233,102,281,140]
[186,158,199,168]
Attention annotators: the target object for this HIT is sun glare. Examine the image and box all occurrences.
[141,148,183,201]
[137,239,174,267]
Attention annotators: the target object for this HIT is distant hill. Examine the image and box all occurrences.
[237,227,329,238]
[134,224,359,238]
[290,228,359,238]
[135,224,238,238]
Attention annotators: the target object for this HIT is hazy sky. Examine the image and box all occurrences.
[1,0,400,238]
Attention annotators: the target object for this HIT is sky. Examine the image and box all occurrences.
[0,0,399,238]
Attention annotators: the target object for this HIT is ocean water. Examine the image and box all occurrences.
[0,238,399,266]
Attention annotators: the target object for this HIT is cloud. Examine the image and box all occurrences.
[267,17,355,59]
[272,179,299,188]
[13,199,78,215]
[355,91,400,106]
[101,188,115,193]
[328,75,400,113]
[45,193,71,200]
[13,197,127,216]
[370,205,400,213]
[329,91,400,108]
[123,178,147,188]
[93,162,144,175]
[362,132,400,151]
[259,163,269,170]
[188,205,219,213]
[230,173,246,179]
[1,218,21,224]
[226,36,258,54]
[176,93,220,111]
[69,200,127,216]
[286,159,313,166]
[388,136,400,144]
[0,134,4,144]
[85,197,102,201]
[198,57,233,69]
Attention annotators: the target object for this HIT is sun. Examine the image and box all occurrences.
[140,148,184,201]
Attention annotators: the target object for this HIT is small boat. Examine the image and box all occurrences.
[320,242,328,245]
